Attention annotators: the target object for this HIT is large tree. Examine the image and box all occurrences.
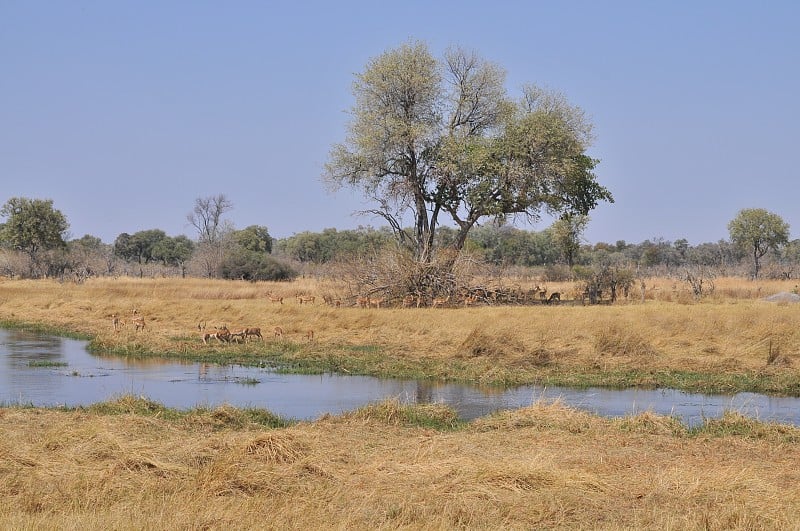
[325,42,612,264]
[0,197,69,277]
[113,229,168,264]
[728,208,790,279]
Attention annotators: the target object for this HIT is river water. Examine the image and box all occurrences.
[2,328,799,426]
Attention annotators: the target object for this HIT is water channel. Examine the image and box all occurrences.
[2,327,799,427]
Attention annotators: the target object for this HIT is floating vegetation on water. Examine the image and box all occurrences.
[234,377,260,386]
[28,360,68,367]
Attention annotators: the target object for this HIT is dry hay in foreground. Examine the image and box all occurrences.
[2,399,800,529]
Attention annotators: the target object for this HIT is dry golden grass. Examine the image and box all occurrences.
[1,276,799,390]
[3,277,800,528]
[2,399,800,529]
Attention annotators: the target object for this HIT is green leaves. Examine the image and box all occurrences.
[325,42,613,262]
[728,208,790,278]
[0,197,69,256]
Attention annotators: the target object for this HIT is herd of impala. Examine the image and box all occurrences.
[111,286,562,345]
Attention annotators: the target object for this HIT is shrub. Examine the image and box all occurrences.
[220,250,298,281]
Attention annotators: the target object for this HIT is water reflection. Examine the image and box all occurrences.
[2,327,800,426]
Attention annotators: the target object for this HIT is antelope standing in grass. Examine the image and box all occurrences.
[203,326,231,344]
[243,327,263,341]
[431,295,450,309]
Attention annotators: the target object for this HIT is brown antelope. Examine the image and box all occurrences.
[546,292,561,304]
[131,316,146,331]
[401,294,415,308]
[538,287,548,301]
[368,297,386,309]
[323,295,343,307]
[431,295,450,309]
[267,294,284,304]
[197,321,206,331]
[205,326,231,343]
[463,294,478,307]
[228,330,246,343]
[111,314,125,331]
[203,329,231,344]
[297,295,315,305]
[306,329,315,341]
[273,326,284,338]
[243,327,263,341]
[356,296,369,308]
[217,325,231,340]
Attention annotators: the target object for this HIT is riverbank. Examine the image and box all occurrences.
[0,276,799,395]
[3,277,800,528]
[2,396,799,528]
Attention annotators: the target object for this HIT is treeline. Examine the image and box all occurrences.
[275,225,800,278]
[2,197,799,282]
[3,222,800,282]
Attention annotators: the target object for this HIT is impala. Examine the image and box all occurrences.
[243,327,263,341]
[297,295,315,305]
[546,292,561,304]
[203,326,231,344]
[463,294,478,307]
[431,295,450,309]
[538,287,548,300]
[112,314,125,331]
[368,297,386,308]
[228,330,246,343]
[323,295,343,307]
[131,316,146,331]
[267,294,284,304]
[356,296,369,308]
[273,326,284,338]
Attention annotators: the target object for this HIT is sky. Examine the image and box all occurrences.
[1,1,798,246]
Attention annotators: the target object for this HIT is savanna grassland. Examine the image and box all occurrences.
[1,276,799,393]
[2,276,800,529]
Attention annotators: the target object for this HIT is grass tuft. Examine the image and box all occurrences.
[692,410,800,441]
[614,410,687,436]
[349,398,464,430]
[594,325,659,357]
[242,432,308,463]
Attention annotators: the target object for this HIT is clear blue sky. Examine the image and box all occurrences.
[2,1,798,245]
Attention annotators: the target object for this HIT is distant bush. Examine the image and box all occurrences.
[220,250,297,281]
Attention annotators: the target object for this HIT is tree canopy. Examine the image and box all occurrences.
[233,225,273,254]
[0,197,69,277]
[325,41,613,263]
[728,208,789,278]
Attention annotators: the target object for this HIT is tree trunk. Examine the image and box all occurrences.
[753,248,760,279]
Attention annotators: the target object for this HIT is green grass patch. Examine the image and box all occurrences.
[27,360,68,367]
[83,395,294,429]
[0,319,92,340]
[349,399,465,431]
[689,410,800,442]
[234,377,260,386]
